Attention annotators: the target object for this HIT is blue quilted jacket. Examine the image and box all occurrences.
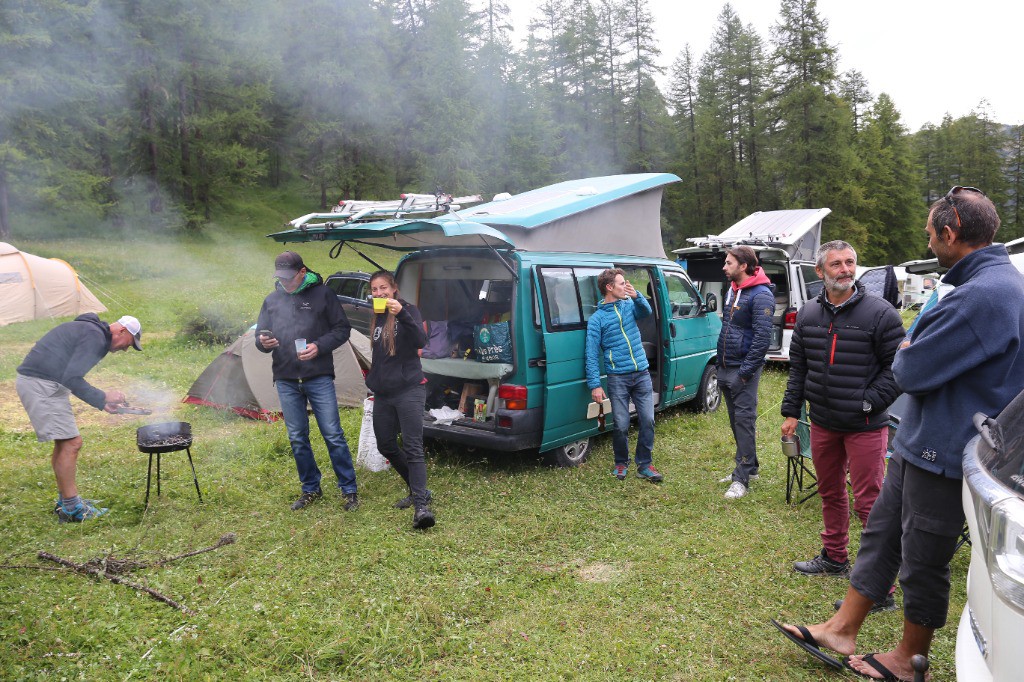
[585,295,652,389]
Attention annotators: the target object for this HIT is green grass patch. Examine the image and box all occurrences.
[0,202,965,680]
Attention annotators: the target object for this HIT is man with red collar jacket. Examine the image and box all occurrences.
[716,245,775,499]
[781,241,905,584]
[256,251,358,512]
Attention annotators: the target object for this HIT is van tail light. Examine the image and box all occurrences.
[988,497,1024,609]
[498,384,527,410]
[784,307,798,330]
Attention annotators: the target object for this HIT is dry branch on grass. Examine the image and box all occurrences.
[29,533,237,615]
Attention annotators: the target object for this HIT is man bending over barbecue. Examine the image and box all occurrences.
[16,313,143,522]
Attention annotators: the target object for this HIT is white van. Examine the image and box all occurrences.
[672,208,831,362]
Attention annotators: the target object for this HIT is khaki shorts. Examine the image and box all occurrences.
[15,373,80,442]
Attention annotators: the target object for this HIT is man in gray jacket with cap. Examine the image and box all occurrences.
[16,313,143,522]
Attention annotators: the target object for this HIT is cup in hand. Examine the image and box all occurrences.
[781,434,801,459]
[294,338,307,353]
[373,297,387,314]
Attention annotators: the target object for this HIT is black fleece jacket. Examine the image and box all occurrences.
[255,271,351,382]
[781,281,905,432]
[364,299,427,396]
[17,313,111,410]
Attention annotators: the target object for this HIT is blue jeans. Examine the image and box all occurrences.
[276,375,357,494]
[606,370,655,468]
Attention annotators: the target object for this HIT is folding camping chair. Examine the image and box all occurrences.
[785,404,818,505]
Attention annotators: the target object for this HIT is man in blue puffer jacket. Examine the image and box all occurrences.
[586,268,663,482]
[717,245,775,499]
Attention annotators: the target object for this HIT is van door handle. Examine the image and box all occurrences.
[669,323,677,338]
[529,357,547,368]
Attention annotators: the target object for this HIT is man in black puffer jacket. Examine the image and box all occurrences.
[781,240,905,581]
[256,251,358,512]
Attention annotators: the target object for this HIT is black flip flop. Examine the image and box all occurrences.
[770,618,844,670]
[843,652,910,682]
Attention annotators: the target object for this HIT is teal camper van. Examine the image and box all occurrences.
[269,174,721,465]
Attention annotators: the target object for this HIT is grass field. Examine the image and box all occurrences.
[0,201,966,680]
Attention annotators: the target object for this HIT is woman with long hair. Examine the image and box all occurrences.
[364,270,435,529]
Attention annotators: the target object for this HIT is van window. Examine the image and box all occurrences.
[539,266,605,330]
[802,264,823,300]
[664,271,701,318]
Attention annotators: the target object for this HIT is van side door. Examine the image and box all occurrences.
[535,265,608,450]
[661,268,717,406]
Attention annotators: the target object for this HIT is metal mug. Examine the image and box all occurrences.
[781,434,801,459]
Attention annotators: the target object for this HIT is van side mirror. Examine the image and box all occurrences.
[704,293,718,313]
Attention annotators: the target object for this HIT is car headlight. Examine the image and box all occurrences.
[988,496,1024,610]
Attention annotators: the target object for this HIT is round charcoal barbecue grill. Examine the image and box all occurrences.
[136,422,202,507]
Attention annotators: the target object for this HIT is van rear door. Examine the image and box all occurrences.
[535,264,609,450]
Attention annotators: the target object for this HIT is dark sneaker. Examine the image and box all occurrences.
[343,492,360,512]
[412,506,436,530]
[290,490,322,511]
[55,501,109,523]
[794,549,850,576]
[394,489,432,510]
[636,465,664,482]
[834,594,898,615]
[611,464,628,480]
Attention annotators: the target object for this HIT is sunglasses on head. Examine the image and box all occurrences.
[943,186,986,229]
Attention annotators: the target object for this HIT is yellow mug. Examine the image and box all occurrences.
[373,297,387,314]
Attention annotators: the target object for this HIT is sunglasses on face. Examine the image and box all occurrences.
[943,185,986,229]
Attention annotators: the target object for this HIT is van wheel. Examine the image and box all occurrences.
[544,438,591,467]
[694,365,721,413]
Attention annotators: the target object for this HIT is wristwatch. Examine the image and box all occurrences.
[862,400,872,413]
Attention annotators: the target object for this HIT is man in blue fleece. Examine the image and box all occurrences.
[16,314,143,522]
[585,268,662,482]
[774,187,1024,681]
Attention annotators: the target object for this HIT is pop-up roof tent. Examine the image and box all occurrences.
[184,326,371,420]
[675,208,831,261]
[0,242,106,325]
[267,173,679,258]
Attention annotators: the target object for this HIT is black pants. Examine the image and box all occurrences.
[372,384,429,508]
[850,452,965,628]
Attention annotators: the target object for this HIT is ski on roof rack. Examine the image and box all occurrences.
[290,191,483,230]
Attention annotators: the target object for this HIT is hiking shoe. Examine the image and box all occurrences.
[290,490,322,511]
[343,492,360,512]
[54,501,109,523]
[636,465,664,482]
[724,481,748,499]
[412,506,436,530]
[834,594,897,614]
[794,549,851,576]
[611,464,628,480]
[718,474,759,483]
[394,489,432,509]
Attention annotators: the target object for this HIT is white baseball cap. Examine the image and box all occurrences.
[117,315,143,351]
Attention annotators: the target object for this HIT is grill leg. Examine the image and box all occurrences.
[145,453,154,508]
[156,453,161,497]
[185,448,202,502]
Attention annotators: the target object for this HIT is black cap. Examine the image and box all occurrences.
[274,251,305,279]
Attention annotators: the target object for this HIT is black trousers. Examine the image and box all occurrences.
[372,384,429,508]
[850,452,965,628]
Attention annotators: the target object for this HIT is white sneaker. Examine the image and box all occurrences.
[719,474,759,483]
[724,481,748,499]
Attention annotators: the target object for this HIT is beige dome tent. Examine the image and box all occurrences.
[0,242,106,326]
[184,326,371,420]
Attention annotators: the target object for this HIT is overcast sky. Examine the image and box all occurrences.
[503,0,1021,131]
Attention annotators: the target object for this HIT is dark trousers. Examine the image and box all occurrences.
[850,452,965,628]
[720,365,762,485]
[372,384,429,508]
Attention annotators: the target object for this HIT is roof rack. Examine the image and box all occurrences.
[684,233,789,248]
[289,192,483,231]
